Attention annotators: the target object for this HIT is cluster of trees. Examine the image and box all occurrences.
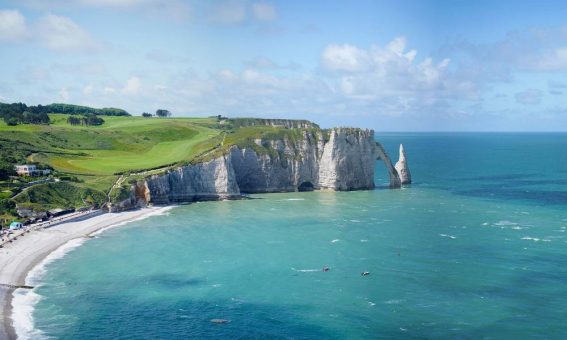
[0,103,51,126]
[45,103,130,116]
[156,109,172,118]
[0,102,131,126]
[141,109,172,118]
[67,114,105,126]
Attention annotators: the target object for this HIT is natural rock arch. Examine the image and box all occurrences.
[375,142,402,189]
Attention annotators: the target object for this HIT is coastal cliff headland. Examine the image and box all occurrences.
[1,113,410,220]
[110,124,404,212]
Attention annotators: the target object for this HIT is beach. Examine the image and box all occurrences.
[0,207,168,339]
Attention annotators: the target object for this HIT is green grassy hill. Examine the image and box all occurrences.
[0,111,322,226]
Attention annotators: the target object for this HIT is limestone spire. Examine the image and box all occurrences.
[394,144,411,184]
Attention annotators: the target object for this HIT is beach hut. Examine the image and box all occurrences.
[9,222,23,230]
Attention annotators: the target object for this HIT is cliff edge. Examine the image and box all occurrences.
[109,122,403,211]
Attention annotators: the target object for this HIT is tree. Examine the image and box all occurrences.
[0,161,15,180]
[67,116,81,125]
[142,112,152,118]
[155,109,171,118]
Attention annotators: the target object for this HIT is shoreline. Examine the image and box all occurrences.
[0,206,171,339]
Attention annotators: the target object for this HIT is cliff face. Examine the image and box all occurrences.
[109,127,401,212]
[143,155,240,204]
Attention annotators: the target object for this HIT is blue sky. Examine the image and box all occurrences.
[1,0,567,131]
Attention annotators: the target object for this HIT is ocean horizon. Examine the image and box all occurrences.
[12,132,567,339]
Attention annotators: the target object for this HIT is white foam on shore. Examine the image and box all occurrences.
[11,206,174,340]
[27,238,87,286]
[12,288,46,340]
[90,206,173,237]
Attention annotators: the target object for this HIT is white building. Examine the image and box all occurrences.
[15,165,51,177]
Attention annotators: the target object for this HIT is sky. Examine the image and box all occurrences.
[1,0,567,131]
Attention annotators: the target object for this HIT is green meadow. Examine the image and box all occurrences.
[1,114,221,176]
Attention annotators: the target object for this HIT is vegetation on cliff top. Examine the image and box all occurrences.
[0,107,322,225]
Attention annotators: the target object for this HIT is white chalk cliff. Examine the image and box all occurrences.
[394,144,411,184]
[110,126,404,211]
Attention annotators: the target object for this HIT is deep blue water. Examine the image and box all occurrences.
[19,133,567,339]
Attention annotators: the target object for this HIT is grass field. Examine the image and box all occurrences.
[2,115,222,175]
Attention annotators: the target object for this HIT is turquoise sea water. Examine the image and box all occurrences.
[21,133,567,339]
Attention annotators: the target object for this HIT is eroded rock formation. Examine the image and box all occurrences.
[394,144,411,184]
[109,127,404,212]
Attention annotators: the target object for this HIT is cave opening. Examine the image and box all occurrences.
[298,181,314,192]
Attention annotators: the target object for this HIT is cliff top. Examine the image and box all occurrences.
[228,118,320,129]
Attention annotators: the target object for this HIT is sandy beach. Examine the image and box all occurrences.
[0,207,168,339]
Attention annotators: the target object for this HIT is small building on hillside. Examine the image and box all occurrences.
[15,165,51,177]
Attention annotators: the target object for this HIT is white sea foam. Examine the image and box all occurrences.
[439,234,457,239]
[12,288,46,340]
[331,239,340,243]
[521,237,541,242]
[494,220,517,226]
[90,206,174,236]
[350,219,361,223]
[360,239,368,243]
[291,267,321,272]
[286,198,305,201]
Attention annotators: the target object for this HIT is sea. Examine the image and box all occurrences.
[13,133,567,339]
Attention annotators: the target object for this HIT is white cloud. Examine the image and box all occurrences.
[322,44,369,72]
[83,85,94,95]
[0,9,28,42]
[36,14,99,51]
[59,87,70,102]
[122,76,141,95]
[321,37,459,104]
[252,2,276,21]
[534,47,567,71]
[104,87,117,94]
